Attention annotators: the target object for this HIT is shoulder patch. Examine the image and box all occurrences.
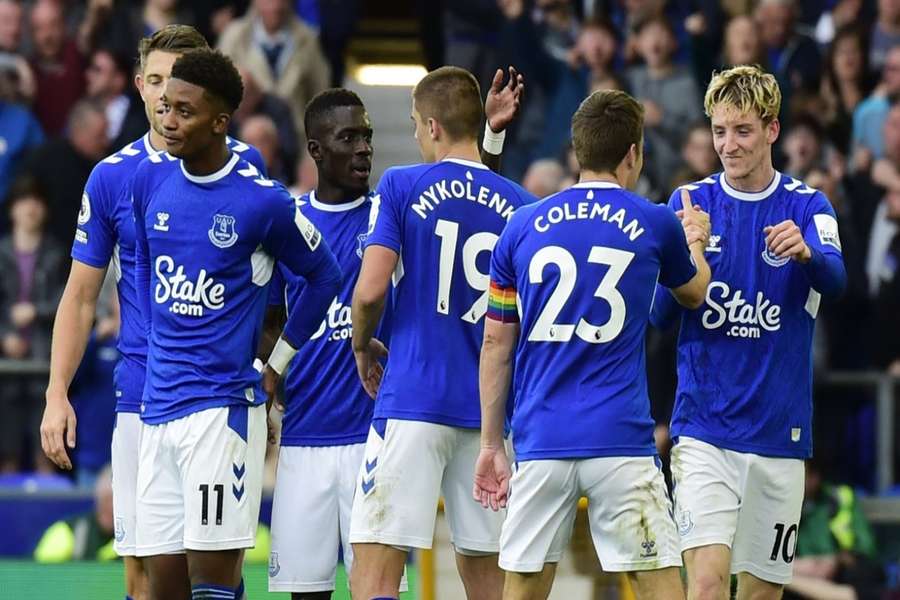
[813,213,841,251]
[294,206,322,251]
[78,193,91,225]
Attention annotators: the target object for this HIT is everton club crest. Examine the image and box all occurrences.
[208,214,238,248]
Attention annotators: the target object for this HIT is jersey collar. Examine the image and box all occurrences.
[571,181,622,189]
[180,152,240,184]
[719,171,781,201]
[442,157,489,170]
[308,190,368,212]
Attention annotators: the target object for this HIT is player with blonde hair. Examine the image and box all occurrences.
[651,65,847,599]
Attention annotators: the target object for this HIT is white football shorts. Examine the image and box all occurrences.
[499,456,682,573]
[349,419,506,553]
[671,436,804,584]
[135,403,266,556]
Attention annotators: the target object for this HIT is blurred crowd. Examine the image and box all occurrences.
[0,0,897,495]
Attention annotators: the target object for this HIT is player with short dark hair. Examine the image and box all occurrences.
[40,24,265,600]
[266,87,403,599]
[131,48,342,600]
[651,64,847,599]
[348,65,535,600]
[475,88,710,600]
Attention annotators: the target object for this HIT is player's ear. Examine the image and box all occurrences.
[212,113,230,135]
[134,73,144,97]
[427,117,439,141]
[308,138,322,162]
[766,118,780,145]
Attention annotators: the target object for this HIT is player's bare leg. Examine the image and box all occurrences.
[187,549,242,595]
[502,564,557,600]
[628,567,686,600]
[684,545,732,600]
[349,543,405,599]
[455,552,504,600]
[145,554,191,600]
[124,556,149,600]
[736,572,784,600]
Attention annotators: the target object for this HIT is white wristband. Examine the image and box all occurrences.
[266,337,297,376]
[482,121,506,155]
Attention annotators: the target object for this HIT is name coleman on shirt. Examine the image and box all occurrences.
[155,255,224,317]
[701,281,781,339]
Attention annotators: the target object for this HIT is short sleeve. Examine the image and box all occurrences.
[71,166,117,268]
[655,206,697,289]
[365,170,403,253]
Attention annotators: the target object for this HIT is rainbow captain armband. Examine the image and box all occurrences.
[487,281,519,323]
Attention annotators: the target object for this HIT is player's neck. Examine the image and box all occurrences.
[435,140,481,165]
[723,161,776,194]
[147,129,166,154]
[579,169,624,188]
[315,179,366,204]
[182,140,232,177]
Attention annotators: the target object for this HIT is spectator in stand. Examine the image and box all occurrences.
[82,0,195,64]
[218,0,330,144]
[755,0,821,117]
[783,114,827,180]
[871,189,900,374]
[442,0,505,94]
[0,0,23,52]
[852,47,900,171]
[25,99,107,246]
[536,18,619,161]
[0,0,36,106]
[28,0,87,137]
[238,114,286,183]
[0,178,65,474]
[521,158,564,198]
[722,14,763,68]
[84,48,146,151]
[812,0,868,45]
[820,25,874,156]
[862,103,900,297]
[870,0,900,73]
[0,61,43,210]
[669,122,719,190]
[626,15,703,199]
[231,67,298,183]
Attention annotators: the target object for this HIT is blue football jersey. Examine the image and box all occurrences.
[270,191,390,446]
[489,182,697,460]
[365,158,536,428]
[132,152,341,424]
[651,172,847,459]
[72,134,265,413]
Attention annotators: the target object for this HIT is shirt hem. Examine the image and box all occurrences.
[373,409,480,429]
[140,397,263,425]
[280,433,369,447]
[514,446,658,461]
[672,427,811,459]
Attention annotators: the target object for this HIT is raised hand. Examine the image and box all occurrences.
[484,66,525,133]
[764,220,811,263]
[676,188,711,248]
[473,445,511,511]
